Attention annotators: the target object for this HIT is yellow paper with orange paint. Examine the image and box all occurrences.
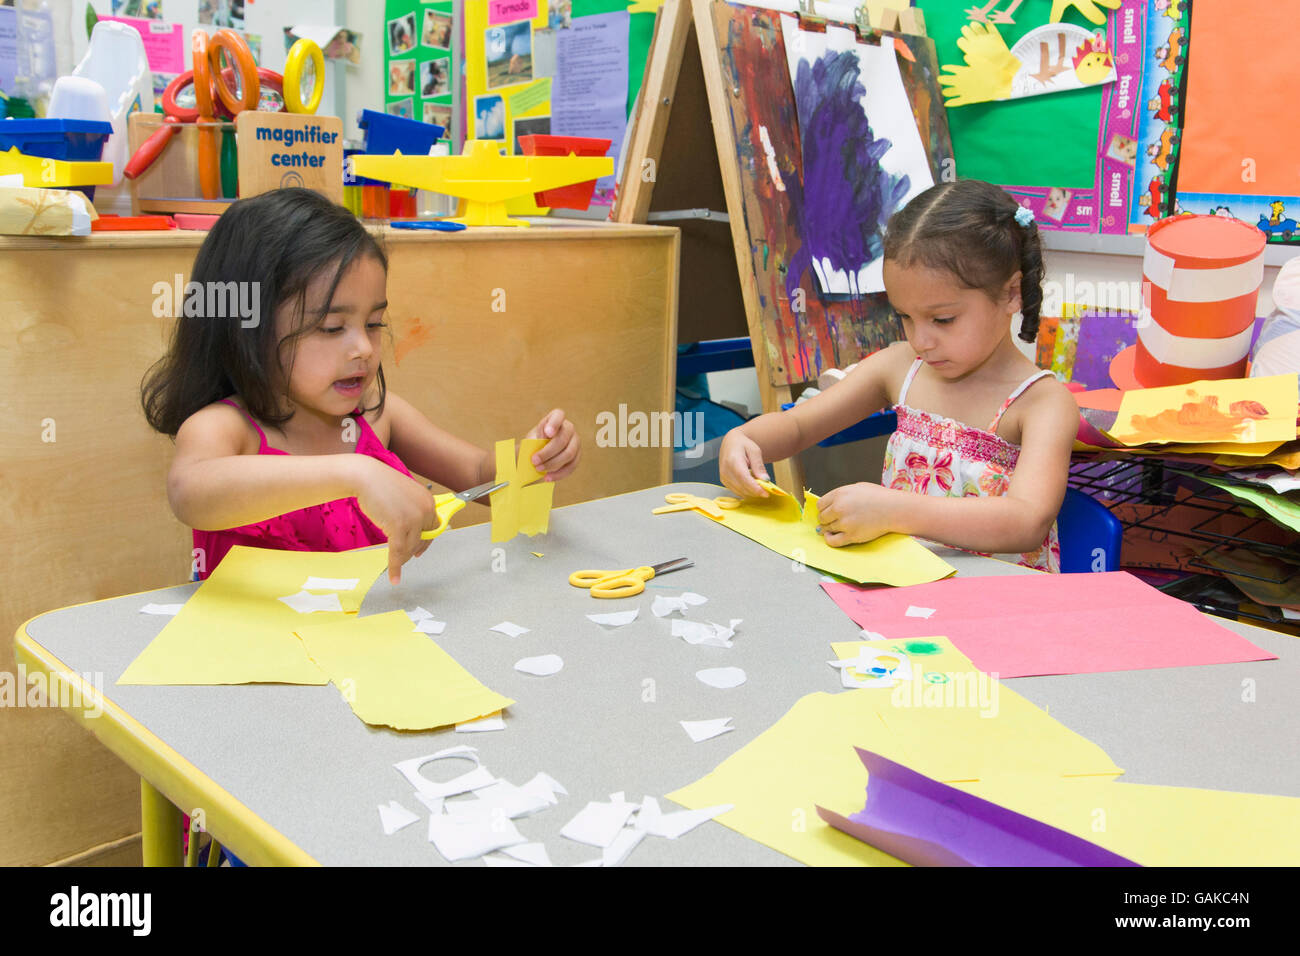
[1110,374,1297,446]
[490,438,554,542]
[294,611,513,730]
[117,546,388,685]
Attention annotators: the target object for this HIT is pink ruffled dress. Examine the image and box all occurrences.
[881,358,1061,572]
[192,398,412,579]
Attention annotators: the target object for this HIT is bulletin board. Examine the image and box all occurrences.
[382,0,456,142]
[922,0,1147,234]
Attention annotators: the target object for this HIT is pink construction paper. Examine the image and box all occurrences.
[489,0,537,27]
[821,571,1277,678]
[102,16,184,74]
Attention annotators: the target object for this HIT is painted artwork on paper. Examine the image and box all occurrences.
[780,18,935,296]
[708,2,953,384]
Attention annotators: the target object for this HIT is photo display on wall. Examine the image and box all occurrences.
[383,0,455,143]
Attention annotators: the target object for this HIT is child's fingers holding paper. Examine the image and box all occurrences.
[534,423,580,482]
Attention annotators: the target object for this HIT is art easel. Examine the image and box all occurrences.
[614,0,948,493]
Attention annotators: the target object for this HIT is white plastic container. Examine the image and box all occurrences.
[70,20,153,185]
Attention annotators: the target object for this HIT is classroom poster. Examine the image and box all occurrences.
[1126,0,1188,228]
[383,0,456,145]
[1164,0,1300,243]
[923,0,1146,234]
[551,9,629,200]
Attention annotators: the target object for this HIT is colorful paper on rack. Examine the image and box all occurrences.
[1110,374,1298,446]
[1192,474,1300,534]
[668,637,1123,866]
[820,572,1277,678]
[117,546,388,685]
[701,488,955,587]
[816,749,1139,867]
[294,611,514,730]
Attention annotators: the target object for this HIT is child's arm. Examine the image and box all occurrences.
[816,384,1078,553]
[719,343,903,497]
[169,403,437,584]
[385,395,581,491]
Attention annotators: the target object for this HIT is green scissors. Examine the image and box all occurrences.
[569,557,694,599]
[421,479,508,540]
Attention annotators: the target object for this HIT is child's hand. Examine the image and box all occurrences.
[524,408,580,481]
[353,458,440,584]
[816,483,897,547]
[719,430,771,498]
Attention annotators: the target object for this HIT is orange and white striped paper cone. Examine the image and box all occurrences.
[1111,215,1267,389]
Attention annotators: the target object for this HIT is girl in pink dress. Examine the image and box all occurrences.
[719,180,1077,571]
[142,188,580,584]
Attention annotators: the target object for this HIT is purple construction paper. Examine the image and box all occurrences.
[817,748,1140,867]
[1073,312,1140,390]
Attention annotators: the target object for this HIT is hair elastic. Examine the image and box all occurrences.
[1014,206,1035,228]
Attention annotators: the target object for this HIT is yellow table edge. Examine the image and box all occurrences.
[14,605,319,867]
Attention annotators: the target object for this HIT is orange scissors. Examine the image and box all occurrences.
[570,557,694,599]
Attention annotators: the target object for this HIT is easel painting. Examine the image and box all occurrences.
[708,2,954,385]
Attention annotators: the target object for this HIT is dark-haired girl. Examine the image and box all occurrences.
[719,180,1076,571]
[143,188,580,585]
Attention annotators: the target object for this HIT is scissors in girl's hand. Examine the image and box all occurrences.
[569,557,694,599]
[421,480,508,540]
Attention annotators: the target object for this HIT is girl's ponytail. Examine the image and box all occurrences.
[1015,214,1045,344]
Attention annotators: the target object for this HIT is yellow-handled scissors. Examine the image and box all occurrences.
[652,492,741,520]
[421,479,508,540]
[569,557,694,599]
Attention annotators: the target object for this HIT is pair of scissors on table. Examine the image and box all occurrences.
[420,480,509,540]
[570,557,694,599]
[653,492,740,520]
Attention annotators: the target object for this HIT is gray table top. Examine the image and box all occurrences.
[21,483,1300,866]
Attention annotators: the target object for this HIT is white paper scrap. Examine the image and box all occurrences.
[502,842,554,867]
[277,590,343,614]
[696,667,747,689]
[483,854,533,866]
[428,811,526,862]
[602,827,646,866]
[672,618,740,647]
[586,608,640,627]
[522,772,567,804]
[680,718,734,743]
[413,793,445,815]
[455,713,506,733]
[515,654,563,676]
[859,629,886,641]
[905,605,935,619]
[415,619,447,635]
[139,603,184,616]
[651,595,687,617]
[395,746,497,798]
[407,606,433,622]
[643,803,733,840]
[490,621,530,638]
[302,576,359,591]
[378,799,420,836]
[560,800,639,848]
[681,592,708,606]
[467,780,551,819]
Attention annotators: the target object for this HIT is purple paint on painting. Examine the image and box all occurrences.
[786,49,911,302]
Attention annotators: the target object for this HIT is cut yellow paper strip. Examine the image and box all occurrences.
[490,438,554,542]
[1111,373,1297,446]
[294,611,514,731]
[706,487,955,587]
[118,546,388,685]
[668,637,1122,866]
[961,775,1300,867]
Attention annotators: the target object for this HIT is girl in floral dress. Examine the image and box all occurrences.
[719,179,1078,571]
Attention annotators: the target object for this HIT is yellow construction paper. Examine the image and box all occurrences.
[708,488,956,587]
[962,775,1300,867]
[117,546,388,685]
[490,438,554,542]
[294,611,514,731]
[669,637,1122,866]
[1111,374,1298,446]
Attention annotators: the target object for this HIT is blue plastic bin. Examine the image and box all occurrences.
[356,110,445,156]
[0,118,113,162]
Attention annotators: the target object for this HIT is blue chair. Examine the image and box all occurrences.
[1056,487,1123,573]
